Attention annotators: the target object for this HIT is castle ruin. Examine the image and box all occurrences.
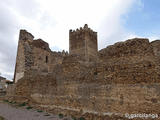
[9,24,160,119]
[14,24,98,83]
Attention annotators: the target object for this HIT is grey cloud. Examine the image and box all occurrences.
[0,0,57,80]
[38,12,57,29]
[2,0,41,18]
[0,2,19,80]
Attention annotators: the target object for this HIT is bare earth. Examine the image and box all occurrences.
[0,102,69,120]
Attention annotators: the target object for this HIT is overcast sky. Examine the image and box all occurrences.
[0,0,160,80]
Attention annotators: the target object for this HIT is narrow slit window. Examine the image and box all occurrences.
[46,56,48,63]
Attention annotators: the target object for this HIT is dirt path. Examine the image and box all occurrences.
[0,102,70,120]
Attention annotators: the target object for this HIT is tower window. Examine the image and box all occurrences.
[46,56,48,63]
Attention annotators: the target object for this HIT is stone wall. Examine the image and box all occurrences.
[13,71,160,117]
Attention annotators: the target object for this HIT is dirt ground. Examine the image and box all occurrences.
[0,101,72,120]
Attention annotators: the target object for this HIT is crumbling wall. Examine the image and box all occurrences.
[99,38,152,60]
[14,30,34,83]
[14,30,68,83]
[12,29,160,119]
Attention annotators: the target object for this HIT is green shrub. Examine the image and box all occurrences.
[37,110,43,112]
[18,102,26,107]
[58,113,64,119]
[26,106,33,110]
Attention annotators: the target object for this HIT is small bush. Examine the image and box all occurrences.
[79,117,85,120]
[18,102,26,107]
[26,106,33,110]
[37,110,43,112]
[58,113,64,119]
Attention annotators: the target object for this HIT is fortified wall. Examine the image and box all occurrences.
[10,24,160,119]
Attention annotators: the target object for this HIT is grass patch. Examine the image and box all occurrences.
[0,116,5,120]
[18,102,27,107]
[58,113,64,119]
[26,106,33,110]
[37,110,43,113]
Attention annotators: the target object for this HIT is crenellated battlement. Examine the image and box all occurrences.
[69,24,98,61]
[69,24,97,38]
[52,50,69,57]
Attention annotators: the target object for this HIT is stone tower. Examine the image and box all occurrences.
[69,24,98,61]
[13,30,34,83]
